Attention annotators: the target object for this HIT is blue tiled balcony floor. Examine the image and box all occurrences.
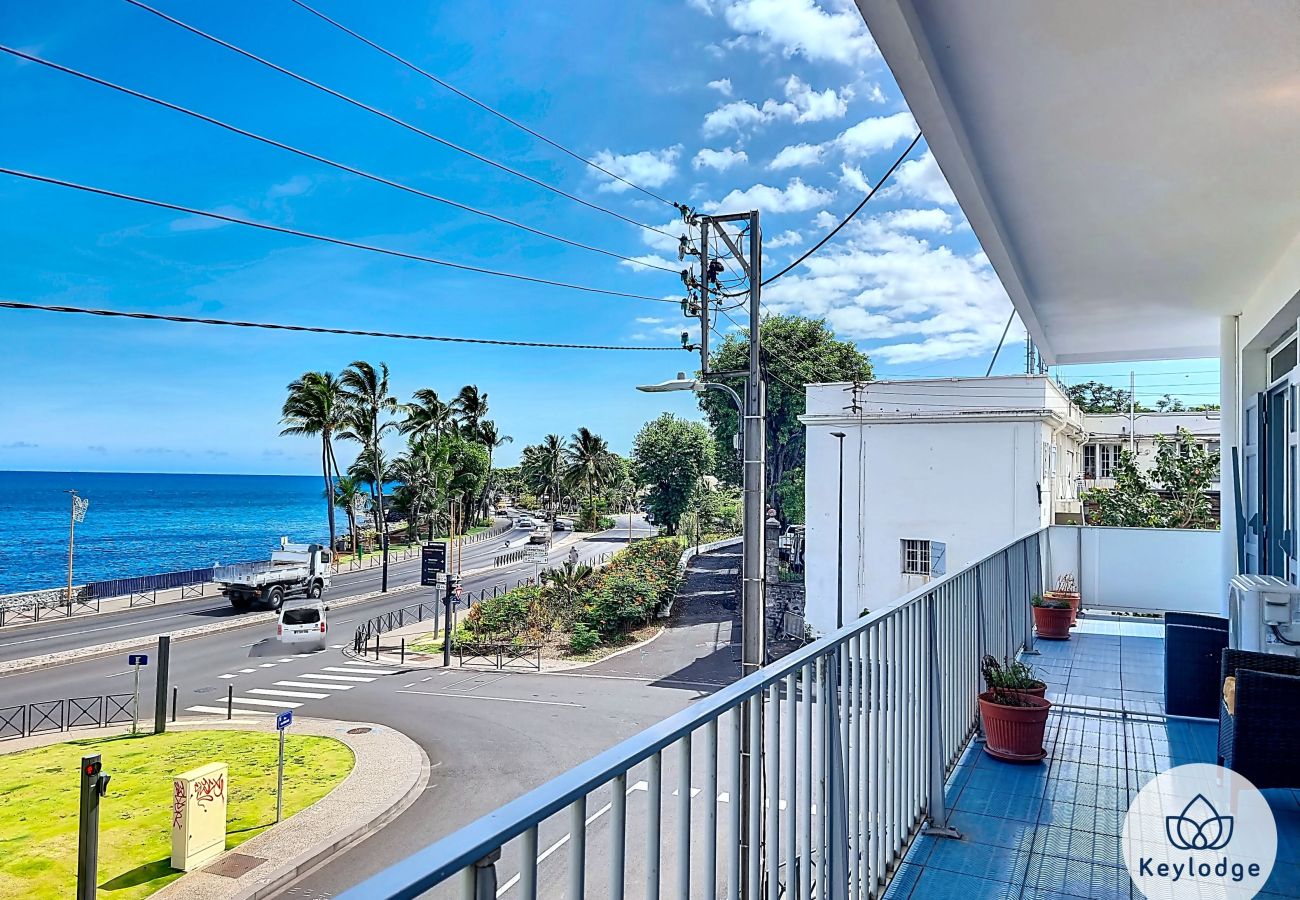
[882,618,1300,899]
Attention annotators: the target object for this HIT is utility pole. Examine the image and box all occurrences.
[1129,370,1136,455]
[66,490,88,610]
[698,216,711,377]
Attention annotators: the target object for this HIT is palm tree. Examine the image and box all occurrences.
[521,433,568,516]
[403,388,456,442]
[453,385,489,435]
[477,419,513,517]
[394,435,453,540]
[340,361,400,544]
[331,474,364,556]
[565,427,616,529]
[281,371,347,553]
[541,560,595,630]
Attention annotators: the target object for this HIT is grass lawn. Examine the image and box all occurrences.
[0,730,353,900]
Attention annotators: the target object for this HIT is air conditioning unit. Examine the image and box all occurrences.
[1228,574,1300,657]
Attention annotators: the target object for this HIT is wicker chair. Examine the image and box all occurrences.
[1218,648,1300,789]
[1164,613,1229,718]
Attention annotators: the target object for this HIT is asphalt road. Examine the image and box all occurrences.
[1,527,746,900]
[0,524,533,663]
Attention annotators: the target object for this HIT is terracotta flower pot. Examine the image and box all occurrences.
[979,691,1051,763]
[1033,604,1073,640]
[1045,590,1081,626]
[1013,681,1047,699]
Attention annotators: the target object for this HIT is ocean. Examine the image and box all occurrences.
[0,471,332,594]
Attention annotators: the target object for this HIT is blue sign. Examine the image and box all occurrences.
[276,710,293,730]
[128,654,148,666]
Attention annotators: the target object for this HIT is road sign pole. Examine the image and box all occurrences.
[276,726,285,824]
[154,636,170,734]
[275,710,292,824]
[131,664,140,735]
[77,754,108,900]
[442,575,455,668]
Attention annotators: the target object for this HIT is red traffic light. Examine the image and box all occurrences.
[83,762,100,777]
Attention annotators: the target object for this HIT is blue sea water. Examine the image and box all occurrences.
[0,471,332,594]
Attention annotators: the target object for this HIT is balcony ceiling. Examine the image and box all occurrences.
[856,0,1300,363]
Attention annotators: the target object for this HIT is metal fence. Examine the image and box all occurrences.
[0,692,137,741]
[89,565,218,599]
[0,592,100,626]
[339,529,1043,900]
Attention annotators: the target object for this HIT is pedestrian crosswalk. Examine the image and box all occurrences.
[186,660,394,718]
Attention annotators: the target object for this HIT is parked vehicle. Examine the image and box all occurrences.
[279,600,328,650]
[529,524,553,545]
[215,539,331,611]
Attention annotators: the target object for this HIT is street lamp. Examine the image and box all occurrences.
[830,432,847,629]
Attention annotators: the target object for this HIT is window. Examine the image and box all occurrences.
[281,608,321,625]
[1084,443,1121,478]
[901,539,931,575]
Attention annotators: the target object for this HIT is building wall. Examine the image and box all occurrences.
[1082,411,1222,491]
[802,376,1083,635]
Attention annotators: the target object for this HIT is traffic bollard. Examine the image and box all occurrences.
[171,686,177,722]
[401,638,406,665]
[226,685,233,720]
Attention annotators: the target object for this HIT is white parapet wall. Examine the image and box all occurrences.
[1046,525,1226,615]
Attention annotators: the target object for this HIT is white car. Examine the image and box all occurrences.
[278,600,328,650]
[515,516,536,529]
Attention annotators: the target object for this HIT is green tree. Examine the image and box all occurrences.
[774,466,805,524]
[565,427,617,529]
[281,371,347,553]
[540,560,595,630]
[452,385,490,435]
[330,474,365,555]
[444,434,491,524]
[340,361,400,538]
[697,315,871,523]
[520,434,569,516]
[1061,380,1146,413]
[631,413,714,536]
[392,435,452,540]
[402,388,456,441]
[476,419,513,517]
[1083,428,1219,529]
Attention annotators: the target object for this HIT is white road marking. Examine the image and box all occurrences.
[104,670,130,678]
[275,680,353,690]
[396,690,580,708]
[248,688,328,699]
[258,663,278,668]
[324,666,395,675]
[496,780,648,896]
[293,673,374,683]
[330,644,345,649]
[187,705,271,716]
[294,654,314,658]
[403,682,416,688]
[277,658,294,663]
[240,668,256,673]
[219,674,238,679]
[228,696,302,708]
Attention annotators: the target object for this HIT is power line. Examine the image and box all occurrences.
[0,46,678,275]
[284,0,679,209]
[0,300,685,350]
[0,168,676,304]
[120,0,677,239]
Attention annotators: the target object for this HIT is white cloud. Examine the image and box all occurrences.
[712,178,833,214]
[619,253,679,272]
[694,147,749,172]
[892,149,959,207]
[590,145,681,193]
[882,208,954,233]
[758,217,1009,364]
[635,316,666,324]
[696,0,878,66]
[169,204,246,232]
[267,175,312,199]
[768,143,823,170]
[780,75,849,123]
[707,78,734,97]
[767,230,803,248]
[863,83,886,104]
[702,100,767,136]
[836,112,917,158]
[839,163,871,192]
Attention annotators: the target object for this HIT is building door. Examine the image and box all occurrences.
[1265,386,1288,577]
[1243,392,1261,574]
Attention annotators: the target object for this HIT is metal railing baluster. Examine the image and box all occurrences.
[647,751,662,900]
[764,682,780,900]
[610,774,626,900]
[703,719,719,900]
[568,797,586,899]
[677,736,692,899]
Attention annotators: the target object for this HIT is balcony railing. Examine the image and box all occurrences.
[340,530,1045,900]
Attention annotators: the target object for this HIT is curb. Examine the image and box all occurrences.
[235,738,431,900]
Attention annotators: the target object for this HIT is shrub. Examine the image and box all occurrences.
[569,623,600,654]
[584,573,658,635]
[465,586,545,638]
[597,515,616,530]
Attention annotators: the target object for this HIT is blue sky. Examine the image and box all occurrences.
[0,0,1218,475]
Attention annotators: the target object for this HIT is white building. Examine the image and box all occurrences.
[1081,411,1221,492]
[800,375,1085,634]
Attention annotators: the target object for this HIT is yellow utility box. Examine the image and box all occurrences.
[171,762,228,871]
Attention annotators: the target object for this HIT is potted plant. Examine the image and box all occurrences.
[1044,574,1081,626]
[1032,594,1073,640]
[979,656,1052,763]
[981,653,1046,698]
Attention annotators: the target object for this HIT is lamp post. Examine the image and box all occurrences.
[830,432,847,629]
[66,490,89,611]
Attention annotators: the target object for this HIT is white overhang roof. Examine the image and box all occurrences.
[855,0,1300,362]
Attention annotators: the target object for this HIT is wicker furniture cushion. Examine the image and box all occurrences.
[1223,675,1237,716]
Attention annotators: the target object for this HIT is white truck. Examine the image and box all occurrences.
[529,523,552,545]
[215,539,332,611]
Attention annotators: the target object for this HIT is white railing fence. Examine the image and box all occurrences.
[340,530,1043,900]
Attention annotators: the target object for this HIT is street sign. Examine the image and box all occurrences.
[527,549,547,565]
[128,654,148,666]
[276,710,293,731]
[453,585,462,599]
[274,710,291,824]
[128,654,148,734]
[420,542,448,586]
